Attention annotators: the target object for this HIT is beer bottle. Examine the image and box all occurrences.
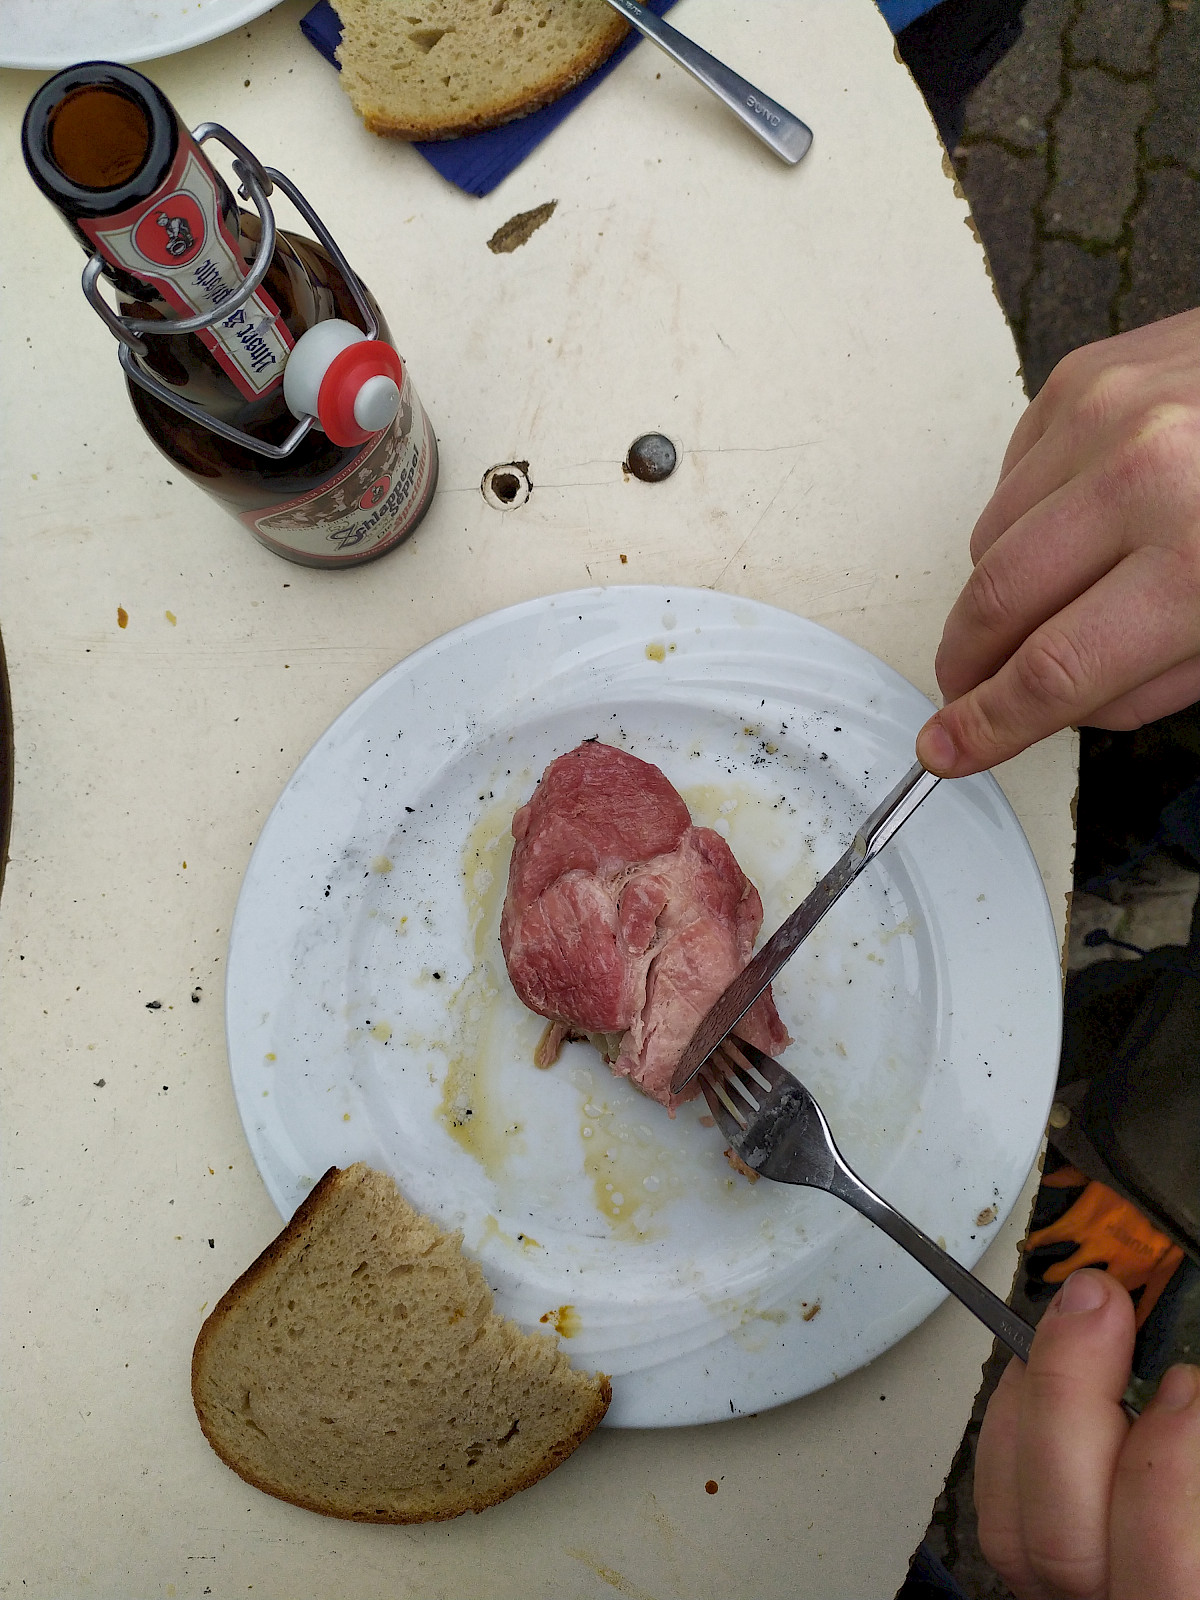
[22,62,438,569]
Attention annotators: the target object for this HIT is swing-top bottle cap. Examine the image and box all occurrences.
[283,319,402,447]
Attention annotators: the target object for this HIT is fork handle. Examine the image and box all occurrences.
[828,1166,1035,1359]
[827,1163,1142,1418]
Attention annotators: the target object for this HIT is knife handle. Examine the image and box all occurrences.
[603,0,813,165]
[854,762,941,862]
[745,767,938,982]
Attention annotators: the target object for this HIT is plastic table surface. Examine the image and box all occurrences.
[0,3,1076,1596]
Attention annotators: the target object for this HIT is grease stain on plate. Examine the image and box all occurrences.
[540,1304,581,1337]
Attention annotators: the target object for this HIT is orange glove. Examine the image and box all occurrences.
[1025,1167,1185,1328]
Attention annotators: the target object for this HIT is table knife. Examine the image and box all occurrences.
[602,0,813,164]
[670,760,941,1096]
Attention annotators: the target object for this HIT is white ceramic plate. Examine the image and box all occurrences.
[1,0,284,70]
[226,586,1061,1427]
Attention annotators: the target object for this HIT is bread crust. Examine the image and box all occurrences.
[336,1,632,142]
[191,1165,611,1522]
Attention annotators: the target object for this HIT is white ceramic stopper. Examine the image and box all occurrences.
[282,319,364,423]
[353,374,401,433]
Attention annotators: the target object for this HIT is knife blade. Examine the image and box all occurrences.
[669,760,941,1097]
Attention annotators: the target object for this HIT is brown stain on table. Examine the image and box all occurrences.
[488,201,557,254]
[564,1549,659,1600]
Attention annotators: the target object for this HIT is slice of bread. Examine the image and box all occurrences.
[336,0,635,140]
[191,1164,610,1521]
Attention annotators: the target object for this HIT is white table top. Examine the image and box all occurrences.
[0,3,1076,1594]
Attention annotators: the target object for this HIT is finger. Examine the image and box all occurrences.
[996,305,1200,495]
[946,400,1200,703]
[997,398,1050,485]
[992,334,1112,490]
[1110,1364,1200,1600]
[939,471,1124,702]
[971,332,1200,591]
[976,1356,1050,1600]
[1016,1271,1134,1600]
[971,432,1076,568]
[971,381,1115,565]
[1083,654,1200,731]
[995,369,1062,485]
[918,547,1200,776]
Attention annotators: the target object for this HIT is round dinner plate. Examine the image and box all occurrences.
[226,586,1061,1427]
[0,0,284,70]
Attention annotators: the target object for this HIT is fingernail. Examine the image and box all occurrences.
[1057,1270,1110,1315]
[1154,1364,1200,1412]
[916,719,957,774]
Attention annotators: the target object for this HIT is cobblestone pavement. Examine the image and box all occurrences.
[912,6,1200,1596]
[954,0,1200,394]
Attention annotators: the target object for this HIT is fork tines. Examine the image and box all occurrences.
[700,1037,774,1130]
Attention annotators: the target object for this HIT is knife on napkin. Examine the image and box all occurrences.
[600,0,812,164]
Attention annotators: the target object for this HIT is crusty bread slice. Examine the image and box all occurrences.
[335,0,634,140]
[191,1164,610,1521]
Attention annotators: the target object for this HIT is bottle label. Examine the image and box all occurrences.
[239,372,437,564]
[78,135,293,401]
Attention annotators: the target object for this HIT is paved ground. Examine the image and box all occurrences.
[953,0,1200,393]
[906,5,1200,1595]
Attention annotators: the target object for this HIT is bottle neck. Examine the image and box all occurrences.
[23,64,294,404]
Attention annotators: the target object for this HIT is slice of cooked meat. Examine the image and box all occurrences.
[499,742,791,1111]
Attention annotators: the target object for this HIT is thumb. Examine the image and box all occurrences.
[916,688,1045,779]
[917,631,1090,776]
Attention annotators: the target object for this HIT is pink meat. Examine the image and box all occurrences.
[499,742,791,1111]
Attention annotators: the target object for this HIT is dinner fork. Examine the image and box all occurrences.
[703,1036,1141,1416]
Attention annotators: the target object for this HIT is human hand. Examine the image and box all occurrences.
[974,1268,1200,1600]
[916,308,1200,777]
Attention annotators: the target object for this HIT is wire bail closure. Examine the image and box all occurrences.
[79,124,380,460]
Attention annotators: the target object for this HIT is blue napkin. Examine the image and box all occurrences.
[876,0,945,31]
[302,0,679,197]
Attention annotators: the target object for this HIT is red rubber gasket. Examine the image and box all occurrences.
[316,340,404,447]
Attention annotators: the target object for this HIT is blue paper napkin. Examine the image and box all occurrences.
[302,0,679,197]
[877,0,944,32]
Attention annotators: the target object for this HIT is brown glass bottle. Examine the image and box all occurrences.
[22,62,438,568]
